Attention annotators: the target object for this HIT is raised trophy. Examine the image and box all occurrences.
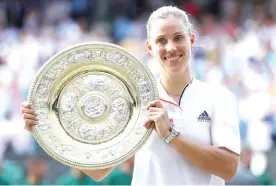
[28,42,158,170]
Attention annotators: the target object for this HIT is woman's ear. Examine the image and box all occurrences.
[146,40,153,56]
[190,33,195,46]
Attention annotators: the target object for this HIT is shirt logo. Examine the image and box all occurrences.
[198,111,211,122]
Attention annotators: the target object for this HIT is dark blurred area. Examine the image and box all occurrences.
[0,0,276,185]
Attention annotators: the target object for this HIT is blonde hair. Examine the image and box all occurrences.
[146,6,193,39]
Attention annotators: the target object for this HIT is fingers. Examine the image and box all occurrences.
[146,99,164,110]
[22,113,38,121]
[147,108,166,120]
[21,102,35,114]
[148,107,163,112]
[144,120,155,129]
[21,102,38,131]
[21,102,32,109]
[144,113,159,128]
[21,102,37,118]
[21,107,37,115]
[144,120,151,128]
[147,111,161,118]
[24,119,38,131]
[144,101,165,129]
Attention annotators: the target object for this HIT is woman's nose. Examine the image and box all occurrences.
[165,41,177,52]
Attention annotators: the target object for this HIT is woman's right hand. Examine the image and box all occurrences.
[21,102,38,132]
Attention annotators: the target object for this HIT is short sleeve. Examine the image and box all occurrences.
[211,87,241,154]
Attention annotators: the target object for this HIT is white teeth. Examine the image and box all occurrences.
[166,56,179,61]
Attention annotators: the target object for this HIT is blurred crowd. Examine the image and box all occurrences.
[0,0,276,185]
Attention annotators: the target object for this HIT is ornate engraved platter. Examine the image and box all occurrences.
[28,42,158,170]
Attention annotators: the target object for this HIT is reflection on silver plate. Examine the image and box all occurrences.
[28,42,158,170]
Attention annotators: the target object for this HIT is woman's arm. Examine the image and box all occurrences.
[170,135,239,181]
[145,93,241,181]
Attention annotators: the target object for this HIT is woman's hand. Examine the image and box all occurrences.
[144,99,171,139]
[21,102,38,131]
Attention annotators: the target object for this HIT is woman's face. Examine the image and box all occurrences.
[147,16,194,74]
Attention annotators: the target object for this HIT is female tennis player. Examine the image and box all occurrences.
[21,6,240,185]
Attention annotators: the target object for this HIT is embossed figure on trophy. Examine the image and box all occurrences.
[105,51,121,63]
[68,52,92,64]
[68,54,76,64]
[130,69,144,82]
[62,93,77,115]
[111,98,129,124]
[37,81,50,95]
[85,75,109,92]
[95,77,109,91]
[66,120,81,132]
[82,97,106,118]
[84,50,92,60]
[116,55,128,66]
[139,82,151,101]
[52,64,64,75]
[92,49,107,60]
[109,86,124,99]
[112,98,127,113]
[139,82,150,94]
[79,126,97,140]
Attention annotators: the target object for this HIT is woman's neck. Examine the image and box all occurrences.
[160,69,192,96]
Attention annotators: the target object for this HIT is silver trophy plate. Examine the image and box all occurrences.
[28,42,158,170]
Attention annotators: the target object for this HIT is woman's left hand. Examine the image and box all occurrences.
[144,99,171,139]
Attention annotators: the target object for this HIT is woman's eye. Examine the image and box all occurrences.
[175,35,184,41]
[157,38,166,44]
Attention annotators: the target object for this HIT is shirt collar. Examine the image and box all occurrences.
[156,77,195,105]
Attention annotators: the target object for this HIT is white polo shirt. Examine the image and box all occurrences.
[131,78,241,185]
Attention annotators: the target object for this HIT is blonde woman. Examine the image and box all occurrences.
[21,6,240,185]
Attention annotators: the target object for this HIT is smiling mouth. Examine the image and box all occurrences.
[164,54,183,61]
